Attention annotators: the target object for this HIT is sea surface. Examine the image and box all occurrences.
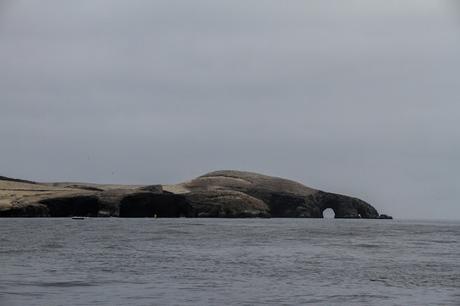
[1,218,459,306]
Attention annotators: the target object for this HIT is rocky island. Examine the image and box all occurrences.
[0,170,392,219]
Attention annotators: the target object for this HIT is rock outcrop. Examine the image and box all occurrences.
[185,190,270,218]
[171,170,383,218]
[0,170,391,219]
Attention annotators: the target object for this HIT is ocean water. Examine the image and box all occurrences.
[0,219,459,306]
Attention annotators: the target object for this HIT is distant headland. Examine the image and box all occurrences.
[0,170,392,219]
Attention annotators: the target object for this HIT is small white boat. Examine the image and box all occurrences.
[71,216,85,220]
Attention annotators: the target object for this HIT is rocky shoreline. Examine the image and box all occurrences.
[0,170,392,219]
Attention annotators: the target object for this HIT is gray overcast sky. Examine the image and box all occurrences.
[1,0,459,219]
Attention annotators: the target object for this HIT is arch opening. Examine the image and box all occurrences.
[322,208,335,219]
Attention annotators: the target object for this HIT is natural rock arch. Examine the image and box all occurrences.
[172,171,381,219]
[310,191,379,218]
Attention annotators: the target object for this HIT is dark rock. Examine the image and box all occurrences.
[97,188,177,217]
[119,192,194,218]
[39,195,100,217]
[261,192,322,218]
[310,191,380,219]
[378,214,393,219]
[0,203,49,217]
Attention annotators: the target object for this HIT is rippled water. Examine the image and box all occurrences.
[1,219,459,306]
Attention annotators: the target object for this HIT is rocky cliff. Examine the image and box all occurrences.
[0,170,391,218]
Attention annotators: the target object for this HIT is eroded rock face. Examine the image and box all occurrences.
[119,192,194,218]
[173,170,383,219]
[0,170,390,218]
[184,190,270,218]
[0,203,49,217]
[39,195,100,217]
[97,189,133,217]
[309,191,380,219]
[266,192,322,218]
